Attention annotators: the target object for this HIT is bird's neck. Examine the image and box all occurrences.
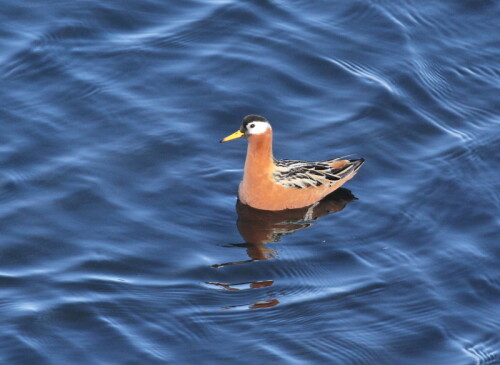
[244,132,275,182]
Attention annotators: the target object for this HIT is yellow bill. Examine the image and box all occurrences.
[220,130,244,143]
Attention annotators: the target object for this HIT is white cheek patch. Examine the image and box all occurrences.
[248,121,271,135]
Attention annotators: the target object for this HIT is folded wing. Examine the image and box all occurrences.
[273,157,364,189]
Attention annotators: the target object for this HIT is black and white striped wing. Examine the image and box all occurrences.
[273,159,360,189]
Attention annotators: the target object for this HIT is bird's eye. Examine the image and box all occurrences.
[249,123,255,128]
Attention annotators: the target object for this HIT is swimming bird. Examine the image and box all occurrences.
[220,115,364,211]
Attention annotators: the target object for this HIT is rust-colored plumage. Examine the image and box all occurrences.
[221,115,364,211]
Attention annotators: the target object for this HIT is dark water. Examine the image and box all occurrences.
[1,0,499,363]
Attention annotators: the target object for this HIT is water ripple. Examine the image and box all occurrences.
[0,0,499,363]
[326,57,395,94]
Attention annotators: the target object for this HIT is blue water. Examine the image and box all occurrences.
[1,0,499,363]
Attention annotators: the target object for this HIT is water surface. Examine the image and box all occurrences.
[1,0,499,363]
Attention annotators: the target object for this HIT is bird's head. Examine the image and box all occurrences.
[220,115,272,142]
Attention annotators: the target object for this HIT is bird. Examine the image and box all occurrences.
[220,115,365,211]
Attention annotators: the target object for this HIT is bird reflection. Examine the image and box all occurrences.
[208,188,356,310]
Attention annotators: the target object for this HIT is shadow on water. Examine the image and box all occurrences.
[207,188,356,309]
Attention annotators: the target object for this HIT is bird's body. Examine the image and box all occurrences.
[221,115,364,211]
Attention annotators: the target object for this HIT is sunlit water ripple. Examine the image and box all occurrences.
[1,0,499,363]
